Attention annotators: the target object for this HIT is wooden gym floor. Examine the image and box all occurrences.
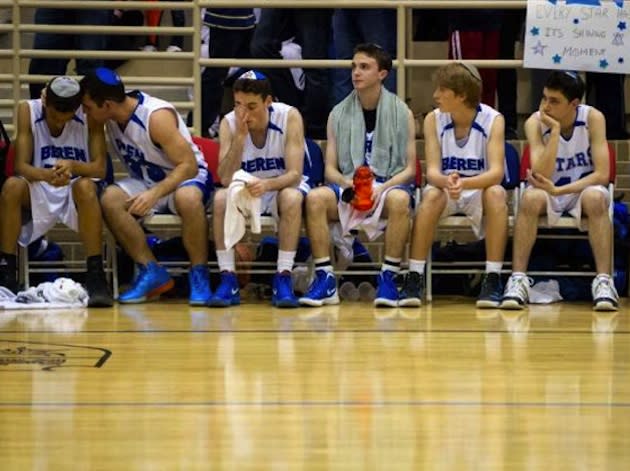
[1,298,629,470]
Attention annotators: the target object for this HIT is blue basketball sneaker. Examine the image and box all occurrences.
[299,270,340,307]
[188,264,212,306]
[119,262,174,304]
[208,272,240,307]
[272,271,299,308]
[374,270,399,307]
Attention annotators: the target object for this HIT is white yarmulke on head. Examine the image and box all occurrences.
[49,76,81,98]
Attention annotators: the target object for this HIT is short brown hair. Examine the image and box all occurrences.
[433,62,482,108]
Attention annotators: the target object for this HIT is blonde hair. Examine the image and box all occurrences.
[433,62,482,108]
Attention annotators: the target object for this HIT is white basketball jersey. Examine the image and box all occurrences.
[225,102,292,179]
[436,103,500,177]
[105,91,207,186]
[29,99,89,169]
[539,104,593,186]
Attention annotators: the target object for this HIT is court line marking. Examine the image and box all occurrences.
[1,400,630,408]
[0,329,628,334]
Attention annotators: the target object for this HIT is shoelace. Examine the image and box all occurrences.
[593,278,618,300]
[505,276,533,297]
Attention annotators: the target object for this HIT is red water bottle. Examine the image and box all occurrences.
[352,166,374,211]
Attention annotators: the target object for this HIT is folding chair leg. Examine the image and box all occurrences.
[105,231,119,300]
[19,245,29,289]
[426,252,432,303]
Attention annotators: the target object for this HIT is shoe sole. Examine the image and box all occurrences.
[88,296,114,308]
[189,299,210,306]
[398,298,421,307]
[593,301,618,312]
[374,297,398,308]
[208,298,240,307]
[119,279,175,304]
[273,299,299,308]
[299,295,340,307]
[500,299,525,310]
[476,300,501,309]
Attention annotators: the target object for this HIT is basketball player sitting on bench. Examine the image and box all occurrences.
[209,70,308,309]
[80,67,213,305]
[501,71,618,312]
[400,62,508,308]
[0,76,113,307]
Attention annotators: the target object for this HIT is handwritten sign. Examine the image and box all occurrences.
[524,0,630,73]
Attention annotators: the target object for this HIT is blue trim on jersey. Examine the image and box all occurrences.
[268,121,283,134]
[440,122,454,139]
[72,114,84,125]
[35,108,46,124]
[130,114,146,130]
[471,121,487,138]
[267,106,284,134]
[574,121,586,127]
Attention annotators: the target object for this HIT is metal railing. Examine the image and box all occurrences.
[0,0,528,134]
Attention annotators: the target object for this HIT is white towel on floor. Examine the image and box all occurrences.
[0,278,88,309]
[529,279,563,304]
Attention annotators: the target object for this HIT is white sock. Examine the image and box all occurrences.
[485,261,503,274]
[217,249,235,272]
[408,259,425,275]
[382,256,401,273]
[277,250,296,273]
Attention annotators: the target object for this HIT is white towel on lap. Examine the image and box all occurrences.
[337,185,396,241]
[224,170,263,250]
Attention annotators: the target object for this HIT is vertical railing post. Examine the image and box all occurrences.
[192,0,202,136]
[396,2,406,103]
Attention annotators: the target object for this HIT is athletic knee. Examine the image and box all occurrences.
[385,190,410,218]
[305,187,334,215]
[100,185,126,212]
[0,177,27,204]
[72,177,97,202]
[278,188,303,213]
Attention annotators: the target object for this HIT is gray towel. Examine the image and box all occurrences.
[331,87,409,180]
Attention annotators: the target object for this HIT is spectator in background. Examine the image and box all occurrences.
[251,8,333,139]
[332,8,397,104]
[28,8,111,99]
[497,9,524,140]
[199,8,256,138]
[447,9,502,107]
[142,0,186,52]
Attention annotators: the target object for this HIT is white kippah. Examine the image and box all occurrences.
[49,76,81,98]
